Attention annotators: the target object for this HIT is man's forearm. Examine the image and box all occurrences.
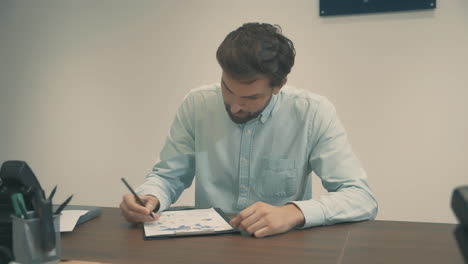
[292,186,378,228]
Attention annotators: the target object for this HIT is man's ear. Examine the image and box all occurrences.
[273,78,287,95]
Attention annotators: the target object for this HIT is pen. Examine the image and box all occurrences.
[34,188,56,251]
[120,177,155,219]
[11,193,29,219]
[48,185,57,201]
[54,194,73,215]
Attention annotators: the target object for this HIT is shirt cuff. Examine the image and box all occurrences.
[289,200,326,229]
[135,185,171,213]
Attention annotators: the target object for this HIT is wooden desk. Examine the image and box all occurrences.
[61,207,465,264]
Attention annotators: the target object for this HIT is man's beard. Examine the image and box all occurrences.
[224,95,272,124]
[225,105,262,124]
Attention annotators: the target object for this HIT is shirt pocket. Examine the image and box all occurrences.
[255,157,297,199]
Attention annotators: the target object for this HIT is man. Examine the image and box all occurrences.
[120,23,378,238]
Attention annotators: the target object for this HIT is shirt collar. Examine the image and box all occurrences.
[259,92,278,124]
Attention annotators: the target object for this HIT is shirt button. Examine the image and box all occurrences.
[242,157,248,164]
[247,129,252,134]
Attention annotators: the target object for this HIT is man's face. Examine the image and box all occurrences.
[221,72,282,124]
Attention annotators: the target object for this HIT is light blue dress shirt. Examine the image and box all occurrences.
[136,84,378,228]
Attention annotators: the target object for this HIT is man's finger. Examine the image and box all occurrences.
[122,201,157,223]
[253,226,272,238]
[120,200,129,213]
[124,209,155,223]
[141,196,158,212]
[123,194,151,215]
[145,202,156,212]
[230,205,257,227]
[246,218,267,234]
[239,211,262,230]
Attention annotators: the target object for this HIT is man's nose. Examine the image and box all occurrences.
[230,103,242,113]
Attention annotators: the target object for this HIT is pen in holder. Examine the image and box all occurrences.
[11,211,61,264]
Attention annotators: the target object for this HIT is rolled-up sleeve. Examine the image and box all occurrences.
[135,94,197,213]
[291,98,378,228]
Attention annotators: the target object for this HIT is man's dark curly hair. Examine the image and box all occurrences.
[216,23,296,87]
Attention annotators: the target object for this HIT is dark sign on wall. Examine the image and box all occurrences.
[319,0,436,17]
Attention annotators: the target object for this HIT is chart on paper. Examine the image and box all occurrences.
[143,208,233,237]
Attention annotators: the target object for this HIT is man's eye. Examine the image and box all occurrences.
[223,86,233,94]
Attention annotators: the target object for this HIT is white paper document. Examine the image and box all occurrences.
[143,208,233,237]
[60,210,88,232]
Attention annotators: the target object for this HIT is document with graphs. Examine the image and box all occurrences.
[143,208,238,239]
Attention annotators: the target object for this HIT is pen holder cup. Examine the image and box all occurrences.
[11,212,61,264]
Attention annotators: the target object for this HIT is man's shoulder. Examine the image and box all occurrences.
[186,83,220,99]
[177,84,221,110]
[280,86,331,109]
[278,86,337,125]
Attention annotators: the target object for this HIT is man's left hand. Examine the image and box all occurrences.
[229,202,305,238]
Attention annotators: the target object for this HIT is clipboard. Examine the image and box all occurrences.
[143,208,239,239]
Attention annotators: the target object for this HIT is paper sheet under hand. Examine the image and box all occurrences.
[60,210,88,232]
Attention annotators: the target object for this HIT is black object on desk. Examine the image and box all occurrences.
[451,185,468,263]
[452,185,468,228]
[0,161,42,252]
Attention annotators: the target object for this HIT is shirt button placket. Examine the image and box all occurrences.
[237,123,254,210]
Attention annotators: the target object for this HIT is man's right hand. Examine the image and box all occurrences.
[120,193,160,223]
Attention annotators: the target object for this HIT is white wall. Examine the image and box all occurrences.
[1,0,467,224]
